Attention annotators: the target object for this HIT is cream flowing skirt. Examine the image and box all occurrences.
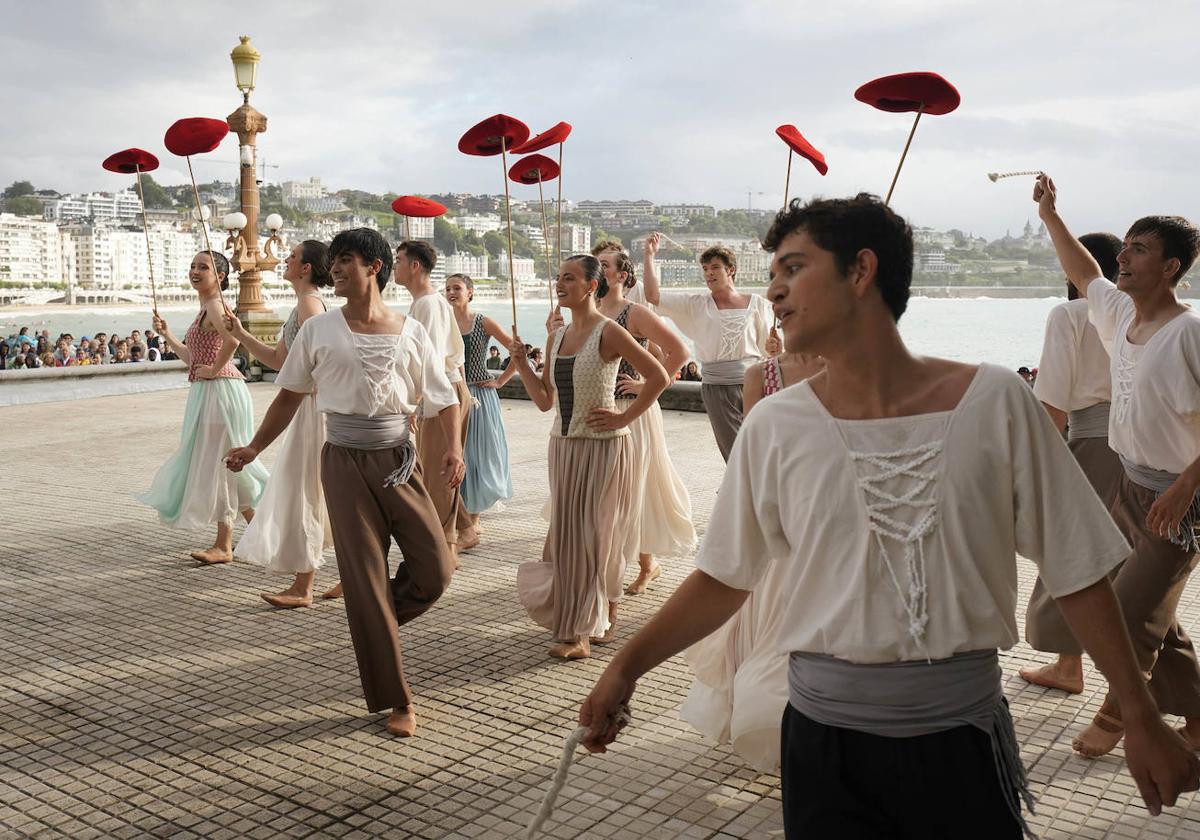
[236,394,332,573]
[519,435,636,641]
[625,399,696,557]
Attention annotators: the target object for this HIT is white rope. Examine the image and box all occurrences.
[526,706,631,839]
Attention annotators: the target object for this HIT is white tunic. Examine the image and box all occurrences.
[1032,298,1111,412]
[276,308,457,419]
[409,293,465,384]
[1087,278,1200,472]
[655,291,772,364]
[694,364,1129,664]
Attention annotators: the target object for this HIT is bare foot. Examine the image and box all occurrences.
[457,533,481,552]
[261,591,313,609]
[321,582,343,600]
[549,639,590,660]
[1018,657,1084,694]
[625,562,662,596]
[386,706,417,737]
[191,548,233,565]
[590,622,617,646]
[1072,710,1124,758]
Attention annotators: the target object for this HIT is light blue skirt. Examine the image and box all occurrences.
[137,377,269,529]
[462,384,514,514]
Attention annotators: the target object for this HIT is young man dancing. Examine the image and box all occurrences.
[1035,174,1200,757]
[226,228,464,738]
[579,195,1199,838]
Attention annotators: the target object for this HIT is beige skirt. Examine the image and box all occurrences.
[518,434,636,641]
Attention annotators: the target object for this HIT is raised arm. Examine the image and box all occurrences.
[641,233,662,306]
[152,313,191,365]
[1036,174,1104,298]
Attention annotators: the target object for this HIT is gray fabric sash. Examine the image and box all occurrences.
[1121,456,1200,552]
[700,358,752,385]
[1067,401,1110,442]
[325,413,416,488]
[788,650,1035,838]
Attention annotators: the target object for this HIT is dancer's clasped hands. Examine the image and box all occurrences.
[225,445,259,472]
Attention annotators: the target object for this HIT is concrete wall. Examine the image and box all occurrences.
[0,361,190,407]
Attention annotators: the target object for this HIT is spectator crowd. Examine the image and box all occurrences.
[0,324,177,370]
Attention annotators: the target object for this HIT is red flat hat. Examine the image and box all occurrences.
[511,121,573,154]
[508,154,560,185]
[391,195,447,218]
[458,114,530,156]
[102,148,160,174]
[854,72,960,116]
[775,126,828,176]
[164,117,230,156]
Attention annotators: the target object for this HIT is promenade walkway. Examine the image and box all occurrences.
[1,385,1198,839]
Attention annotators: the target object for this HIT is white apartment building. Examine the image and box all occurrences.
[44,191,143,225]
[431,251,489,285]
[397,216,434,240]
[496,253,537,283]
[659,204,716,219]
[518,224,545,245]
[575,199,656,218]
[0,213,64,284]
[62,223,203,289]
[449,214,503,236]
[282,177,326,207]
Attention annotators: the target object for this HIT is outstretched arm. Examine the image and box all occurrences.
[1035,174,1104,298]
[1056,579,1200,813]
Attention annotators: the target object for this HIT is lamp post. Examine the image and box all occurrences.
[226,35,283,342]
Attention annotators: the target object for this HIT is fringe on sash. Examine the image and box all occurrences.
[1162,489,1200,554]
[990,701,1037,840]
[382,439,418,488]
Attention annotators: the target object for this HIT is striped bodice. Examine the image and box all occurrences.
[462,313,491,384]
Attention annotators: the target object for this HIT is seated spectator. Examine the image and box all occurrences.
[146,342,162,362]
[51,351,68,368]
[1017,366,1035,385]
[529,347,544,373]
[36,336,49,355]
[0,342,9,370]
[10,352,25,369]
[680,361,702,382]
[486,345,504,370]
[128,345,145,363]
[74,347,91,366]
[53,337,72,365]
[113,347,130,364]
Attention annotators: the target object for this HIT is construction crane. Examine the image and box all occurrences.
[746,189,768,211]
[195,156,281,183]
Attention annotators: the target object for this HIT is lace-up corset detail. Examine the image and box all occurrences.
[1112,342,1140,425]
[844,435,945,650]
[352,333,404,417]
[717,308,750,359]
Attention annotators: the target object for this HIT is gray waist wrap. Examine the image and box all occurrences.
[700,358,753,385]
[1067,401,1110,442]
[1121,456,1200,552]
[788,650,1035,838]
[325,413,416,489]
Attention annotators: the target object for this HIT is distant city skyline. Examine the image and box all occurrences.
[2,0,1198,241]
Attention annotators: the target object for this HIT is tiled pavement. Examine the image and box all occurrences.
[1,385,1198,839]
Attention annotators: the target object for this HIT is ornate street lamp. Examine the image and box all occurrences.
[225,35,281,342]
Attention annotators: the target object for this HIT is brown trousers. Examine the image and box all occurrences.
[416,379,474,546]
[321,443,454,713]
[1025,437,1124,654]
[1109,475,1200,717]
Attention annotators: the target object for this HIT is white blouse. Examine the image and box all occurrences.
[656,291,772,364]
[1032,298,1111,413]
[694,364,1129,664]
[276,308,458,419]
[1087,278,1200,472]
[409,293,465,384]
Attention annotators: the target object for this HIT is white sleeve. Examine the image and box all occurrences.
[1010,374,1129,596]
[274,318,315,394]
[692,410,790,590]
[416,330,458,418]
[1086,278,1135,347]
[1031,304,1076,413]
[655,291,699,334]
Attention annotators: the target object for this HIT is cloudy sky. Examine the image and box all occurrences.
[2,0,1198,238]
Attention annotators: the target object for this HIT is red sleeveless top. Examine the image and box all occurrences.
[185,308,242,382]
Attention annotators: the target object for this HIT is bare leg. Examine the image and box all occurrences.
[321,580,343,600]
[590,602,619,646]
[386,705,417,737]
[549,637,591,660]
[1072,693,1126,758]
[192,521,234,564]
[1019,654,1084,694]
[262,571,316,609]
[625,554,662,596]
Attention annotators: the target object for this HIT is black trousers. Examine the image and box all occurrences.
[781,704,1023,840]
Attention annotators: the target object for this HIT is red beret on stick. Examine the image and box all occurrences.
[854,71,960,204]
[102,148,162,310]
[775,125,827,209]
[164,117,233,309]
[509,154,563,305]
[513,121,574,275]
[458,114,532,328]
[391,196,447,240]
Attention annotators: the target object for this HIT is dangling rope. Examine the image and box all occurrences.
[526,705,632,839]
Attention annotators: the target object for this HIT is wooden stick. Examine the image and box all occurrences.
[133,167,159,313]
[537,178,555,309]
[500,143,518,334]
[185,156,231,313]
[404,215,411,240]
[783,149,793,208]
[556,143,564,262]
[885,105,924,206]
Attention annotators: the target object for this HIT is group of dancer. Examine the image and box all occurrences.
[135,177,1200,835]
